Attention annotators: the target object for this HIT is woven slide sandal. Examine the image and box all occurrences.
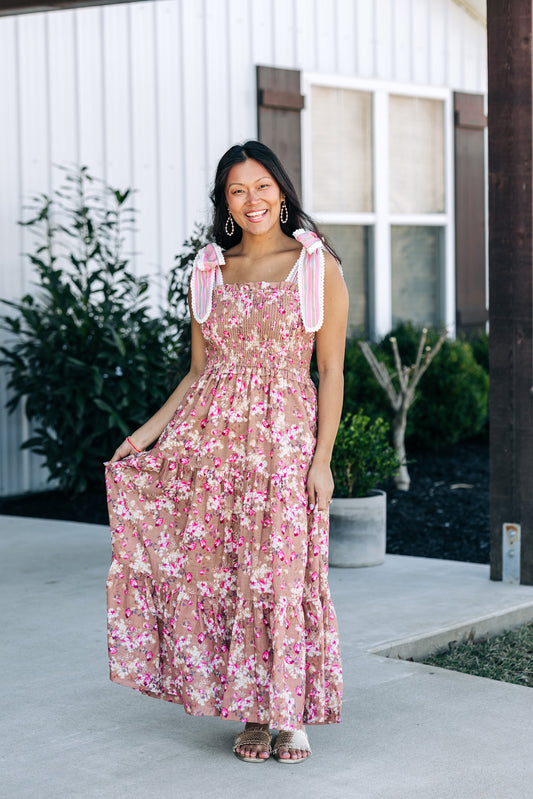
[233,727,272,763]
[272,729,312,764]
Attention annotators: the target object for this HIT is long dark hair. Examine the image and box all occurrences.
[210,140,339,260]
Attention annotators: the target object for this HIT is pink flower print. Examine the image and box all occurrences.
[105,275,342,729]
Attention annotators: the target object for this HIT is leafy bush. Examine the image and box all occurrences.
[470,330,489,374]
[0,166,209,494]
[341,323,489,450]
[380,324,488,449]
[342,336,391,422]
[331,410,399,498]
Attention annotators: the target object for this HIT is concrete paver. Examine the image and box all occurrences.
[2,514,533,799]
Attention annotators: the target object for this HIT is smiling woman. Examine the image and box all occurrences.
[105,140,348,765]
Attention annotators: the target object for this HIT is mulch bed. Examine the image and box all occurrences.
[0,440,489,564]
[384,440,489,564]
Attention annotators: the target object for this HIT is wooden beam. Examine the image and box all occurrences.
[488,0,533,584]
[0,1,139,15]
[258,89,305,112]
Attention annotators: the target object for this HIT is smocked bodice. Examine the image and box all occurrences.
[202,281,315,378]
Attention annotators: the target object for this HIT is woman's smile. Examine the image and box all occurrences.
[245,209,268,221]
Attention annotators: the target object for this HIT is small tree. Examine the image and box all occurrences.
[359,328,447,490]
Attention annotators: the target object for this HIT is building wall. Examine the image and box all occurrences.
[0,0,487,495]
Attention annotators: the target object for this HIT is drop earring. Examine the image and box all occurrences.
[280,199,289,225]
[225,210,235,237]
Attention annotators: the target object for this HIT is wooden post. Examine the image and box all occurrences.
[488,0,533,584]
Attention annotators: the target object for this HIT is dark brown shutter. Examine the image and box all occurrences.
[454,91,488,338]
[256,66,304,199]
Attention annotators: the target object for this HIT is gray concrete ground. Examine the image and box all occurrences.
[3,514,533,799]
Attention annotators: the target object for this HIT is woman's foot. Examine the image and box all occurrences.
[273,728,311,763]
[233,723,272,762]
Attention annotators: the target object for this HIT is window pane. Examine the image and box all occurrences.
[321,224,369,336]
[389,96,445,213]
[311,87,373,213]
[391,226,443,328]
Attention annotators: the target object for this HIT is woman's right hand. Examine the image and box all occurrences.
[109,437,142,464]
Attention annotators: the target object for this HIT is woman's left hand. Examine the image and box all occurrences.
[306,459,334,512]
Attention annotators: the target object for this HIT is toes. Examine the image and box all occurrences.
[278,747,308,760]
[290,748,308,760]
[237,744,269,759]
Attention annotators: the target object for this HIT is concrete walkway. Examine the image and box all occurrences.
[3,514,533,799]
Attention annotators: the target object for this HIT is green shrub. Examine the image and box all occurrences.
[470,330,489,374]
[342,323,489,450]
[0,166,209,493]
[331,410,399,498]
[342,336,391,422]
[408,341,488,448]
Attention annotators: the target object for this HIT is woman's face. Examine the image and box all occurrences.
[225,158,283,237]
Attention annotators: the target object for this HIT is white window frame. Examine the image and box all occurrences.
[301,73,455,340]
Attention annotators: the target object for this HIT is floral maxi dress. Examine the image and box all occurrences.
[106,230,343,730]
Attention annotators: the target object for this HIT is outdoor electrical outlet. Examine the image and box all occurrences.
[502,523,521,584]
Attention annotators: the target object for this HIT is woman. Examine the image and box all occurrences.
[106,140,348,764]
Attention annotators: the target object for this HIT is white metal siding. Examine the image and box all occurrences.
[0,0,487,496]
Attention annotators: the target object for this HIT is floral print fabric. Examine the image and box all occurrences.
[105,271,343,730]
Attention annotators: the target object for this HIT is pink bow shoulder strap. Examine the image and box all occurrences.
[190,242,226,324]
[292,229,327,333]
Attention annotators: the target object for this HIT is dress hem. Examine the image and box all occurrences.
[109,672,341,728]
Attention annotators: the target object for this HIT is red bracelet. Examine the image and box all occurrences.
[126,436,142,453]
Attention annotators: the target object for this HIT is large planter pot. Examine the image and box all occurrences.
[328,489,386,568]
